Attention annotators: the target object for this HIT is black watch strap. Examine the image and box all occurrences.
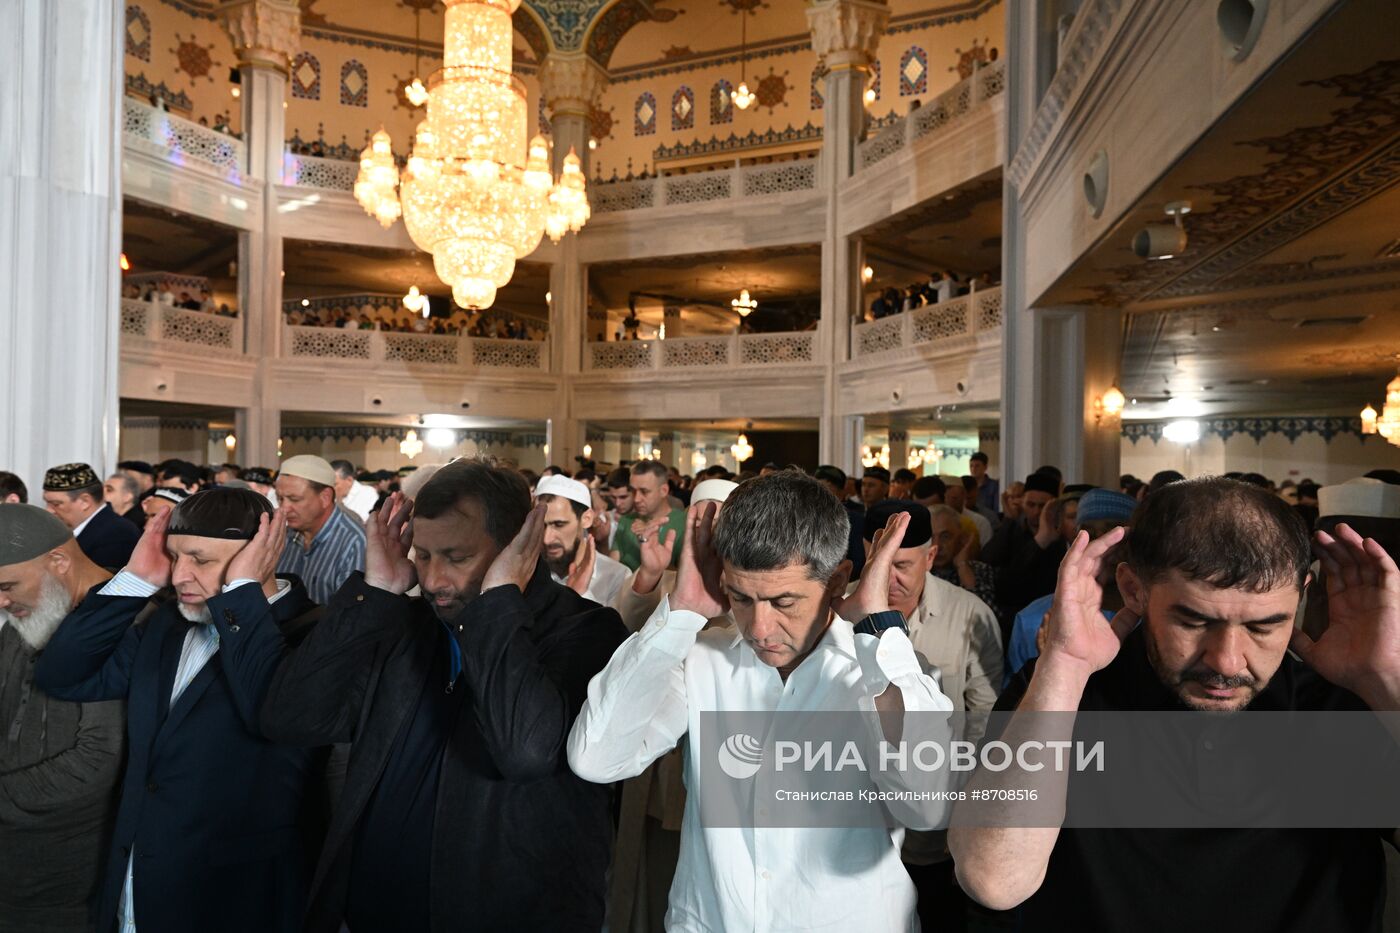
[853,610,908,638]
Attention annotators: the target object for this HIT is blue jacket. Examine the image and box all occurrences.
[76,505,141,570]
[35,579,321,933]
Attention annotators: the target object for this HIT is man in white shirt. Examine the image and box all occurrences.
[330,459,378,523]
[569,472,955,933]
[536,474,628,606]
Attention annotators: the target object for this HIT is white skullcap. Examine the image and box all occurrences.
[1318,477,1400,520]
[535,474,593,510]
[692,479,738,504]
[277,455,337,487]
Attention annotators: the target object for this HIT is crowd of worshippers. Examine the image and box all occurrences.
[283,304,544,339]
[1,449,1398,933]
[867,270,999,320]
[121,282,236,317]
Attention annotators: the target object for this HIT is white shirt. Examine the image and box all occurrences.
[341,480,378,523]
[550,550,629,607]
[101,570,291,932]
[71,502,108,538]
[568,597,954,933]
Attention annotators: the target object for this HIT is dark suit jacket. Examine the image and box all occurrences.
[76,505,141,570]
[35,577,322,933]
[261,564,629,933]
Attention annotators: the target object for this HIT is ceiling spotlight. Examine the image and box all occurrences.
[1133,200,1191,260]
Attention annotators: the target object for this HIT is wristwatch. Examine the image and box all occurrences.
[853,610,908,638]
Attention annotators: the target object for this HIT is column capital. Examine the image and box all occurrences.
[806,0,890,71]
[538,52,609,119]
[219,0,300,73]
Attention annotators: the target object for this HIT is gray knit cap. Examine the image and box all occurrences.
[0,504,74,567]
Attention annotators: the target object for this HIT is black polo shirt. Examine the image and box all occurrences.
[999,627,1392,933]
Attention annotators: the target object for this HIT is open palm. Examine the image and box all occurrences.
[1293,524,1400,708]
[1040,526,1134,675]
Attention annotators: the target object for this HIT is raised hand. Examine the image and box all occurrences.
[225,510,288,586]
[670,501,726,619]
[633,528,677,596]
[483,503,546,594]
[365,492,417,595]
[566,533,597,596]
[833,511,908,622]
[1038,526,1135,676]
[127,507,174,588]
[1292,523,1400,709]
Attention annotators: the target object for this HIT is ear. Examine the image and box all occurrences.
[1116,562,1147,615]
[924,545,937,572]
[47,547,72,577]
[580,507,596,530]
[826,560,852,599]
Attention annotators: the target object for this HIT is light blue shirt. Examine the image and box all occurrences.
[276,507,366,604]
[1005,593,1116,689]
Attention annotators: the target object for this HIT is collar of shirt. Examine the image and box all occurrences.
[71,502,107,538]
[293,507,347,552]
[222,577,294,603]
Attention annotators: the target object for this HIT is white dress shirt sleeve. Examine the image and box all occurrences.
[853,627,957,831]
[99,569,160,598]
[567,594,701,784]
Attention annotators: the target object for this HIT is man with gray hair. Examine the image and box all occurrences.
[0,504,125,933]
[569,472,955,931]
[104,471,144,529]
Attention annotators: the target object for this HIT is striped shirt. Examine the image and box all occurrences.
[101,571,291,932]
[276,506,366,604]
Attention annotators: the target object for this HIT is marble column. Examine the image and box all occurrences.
[0,1,123,487]
[541,52,607,466]
[808,0,889,466]
[221,0,299,467]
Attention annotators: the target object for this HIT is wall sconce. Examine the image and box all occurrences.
[861,265,874,284]
[224,433,237,451]
[1093,384,1126,425]
[731,433,753,463]
[1361,403,1378,435]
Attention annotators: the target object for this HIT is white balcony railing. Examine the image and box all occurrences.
[856,59,1006,173]
[121,299,241,352]
[585,330,817,371]
[122,97,245,175]
[590,159,820,215]
[284,326,548,372]
[850,286,1002,358]
[282,152,357,190]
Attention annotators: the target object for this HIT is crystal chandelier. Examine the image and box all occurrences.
[731,289,757,317]
[354,0,588,311]
[355,129,401,228]
[733,9,754,110]
[1363,363,1400,449]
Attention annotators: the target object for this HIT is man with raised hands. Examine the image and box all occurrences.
[260,459,627,933]
[36,488,323,933]
[569,471,956,932]
[950,476,1400,932]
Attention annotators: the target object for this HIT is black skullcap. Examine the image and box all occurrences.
[1024,472,1060,496]
[117,460,155,476]
[862,466,891,483]
[167,488,273,540]
[241,467,274,485]
[862,499,933,547]
[43,463,100,492]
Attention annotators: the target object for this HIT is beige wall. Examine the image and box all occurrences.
[1120,431,1400,486]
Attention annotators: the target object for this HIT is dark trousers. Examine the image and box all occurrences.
[906,860,968,933]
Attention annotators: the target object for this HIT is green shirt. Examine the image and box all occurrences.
[613,507,687,572]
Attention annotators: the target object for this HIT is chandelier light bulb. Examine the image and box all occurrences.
[733,81,754,110]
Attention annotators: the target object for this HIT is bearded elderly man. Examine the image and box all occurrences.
[569,473,956,933]
[260,459,628,932]
[0,506,124,933]
[951,477,1400,932]
[275,455,366,604]
[536,474,628,607]
[36,490,324,933]
[42,463,140,570]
